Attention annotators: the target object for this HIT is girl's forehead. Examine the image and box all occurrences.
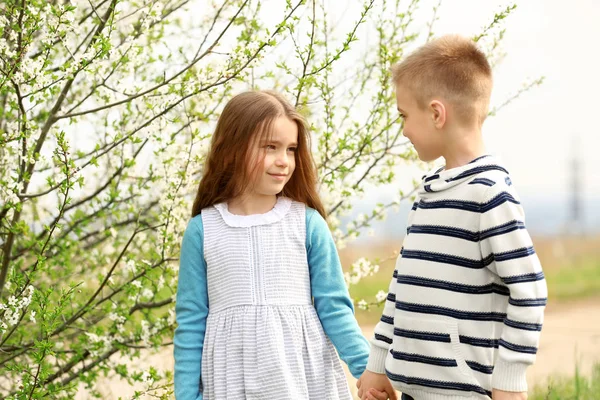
[262,117,298,142]
[274,119,298,139]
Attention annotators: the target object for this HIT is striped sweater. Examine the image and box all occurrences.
[367,155,547,399]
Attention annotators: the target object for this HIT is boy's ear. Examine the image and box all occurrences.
[430,100,446,129]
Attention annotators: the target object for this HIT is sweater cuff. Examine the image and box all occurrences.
[492,359,529,392]
[366,345,388,374]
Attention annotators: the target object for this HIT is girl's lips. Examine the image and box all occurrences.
[268,173,287,181]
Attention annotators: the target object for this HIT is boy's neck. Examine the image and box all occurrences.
[228,194,278,216]
[442,126,487,170]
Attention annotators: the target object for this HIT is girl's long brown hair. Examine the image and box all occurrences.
[192,90,326,219]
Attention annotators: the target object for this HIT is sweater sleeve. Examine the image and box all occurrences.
[366,195,419,374]
[479,181,547,392]
[174,216,208,400]
[305,207,370,379]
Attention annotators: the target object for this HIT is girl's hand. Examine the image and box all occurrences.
[357,371,398,400]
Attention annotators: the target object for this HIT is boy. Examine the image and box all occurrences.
[357,35,547,400]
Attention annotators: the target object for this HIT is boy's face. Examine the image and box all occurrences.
[396,85,444,162]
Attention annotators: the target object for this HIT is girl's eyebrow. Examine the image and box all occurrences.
[262,139,298,147]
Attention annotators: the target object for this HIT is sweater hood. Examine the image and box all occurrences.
[419,155,509,196]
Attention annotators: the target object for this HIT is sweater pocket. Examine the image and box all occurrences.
[386,316,481,395]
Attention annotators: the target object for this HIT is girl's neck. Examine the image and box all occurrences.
[227,194,278,216]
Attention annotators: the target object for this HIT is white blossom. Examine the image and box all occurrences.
[157,275,165,291]
[167,308,176,325]
[126,259,137,274]
[141,288,153,300]
[141,370,153,384]
[140,320,151,345]
[357,300,368,310]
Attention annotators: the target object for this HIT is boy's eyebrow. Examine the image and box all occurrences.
[397,107,406,113]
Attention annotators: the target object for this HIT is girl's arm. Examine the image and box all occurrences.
[174,216,209,400]
[305,207,370,379]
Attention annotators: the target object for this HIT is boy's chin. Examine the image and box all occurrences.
[414,147,442,163]
[416,153,439,163]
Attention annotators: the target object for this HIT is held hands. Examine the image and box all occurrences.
[356,376,527,399]
[492,389,527,400]
[356,370,398,400]
[357,374,527,400]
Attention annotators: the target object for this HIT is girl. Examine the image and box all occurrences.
[174,90,381,399]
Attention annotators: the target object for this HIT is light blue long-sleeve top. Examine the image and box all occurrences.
[173,206,369,399]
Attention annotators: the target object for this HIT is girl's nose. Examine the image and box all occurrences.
[275,152,289,167]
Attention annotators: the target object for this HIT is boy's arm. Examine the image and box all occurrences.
[174,217,209,400]
[479,182,547,392]
[365,265,398,373]
[306,207,371,379]
[365,195,420,374]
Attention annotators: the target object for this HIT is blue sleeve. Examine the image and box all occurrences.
[174,216,207,400]
[305,207,370,378]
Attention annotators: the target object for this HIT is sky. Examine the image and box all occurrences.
[325,0,600,199]
[73,0,600,235]
[438,0,600,199]
[327,0,600,234]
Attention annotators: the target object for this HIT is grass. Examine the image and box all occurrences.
[545,258,600,301]
[531,362,600,400]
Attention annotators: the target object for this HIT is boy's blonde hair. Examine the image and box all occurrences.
[391,35,492,126]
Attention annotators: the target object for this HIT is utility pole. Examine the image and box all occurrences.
[570,136,583,234]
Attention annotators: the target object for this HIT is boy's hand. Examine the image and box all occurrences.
[492,389,527,400]
[363,388,390,400]
[357,370,398,400]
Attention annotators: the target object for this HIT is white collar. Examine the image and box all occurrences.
[213,196,293,228]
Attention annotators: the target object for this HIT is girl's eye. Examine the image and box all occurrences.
[287,147,297,153]
[265,145,276,150]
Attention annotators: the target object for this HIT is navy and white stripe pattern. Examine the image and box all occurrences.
[469,177,496,187]
[367,156,547,399]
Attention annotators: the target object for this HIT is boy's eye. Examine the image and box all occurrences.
[399,113,406,119]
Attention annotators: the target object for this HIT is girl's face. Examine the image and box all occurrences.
[248,116,298,198]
